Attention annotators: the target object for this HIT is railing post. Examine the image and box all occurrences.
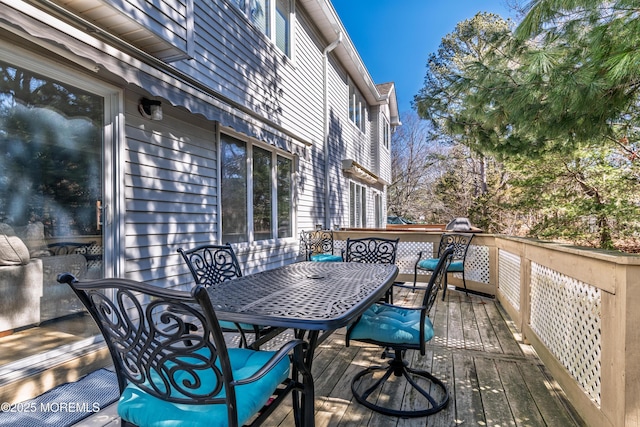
[600,263,640,426]
[520,254,531,343]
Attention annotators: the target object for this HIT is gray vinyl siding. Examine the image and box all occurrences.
[172,1,324,146]
[123,90,300,286]
[289,8,333,231]
[377,106,393,184]
[370,105,381,176]
[324,55,349,229]
[122,93,218,286]
[7,0,395,284]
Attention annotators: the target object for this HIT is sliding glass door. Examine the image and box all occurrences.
[0,58,105,365]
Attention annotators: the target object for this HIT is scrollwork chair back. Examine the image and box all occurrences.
[178,243,242,288]
[299,230,342,262]
[344,237,399,265]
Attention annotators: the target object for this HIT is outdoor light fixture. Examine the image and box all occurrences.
[138,98,163,120]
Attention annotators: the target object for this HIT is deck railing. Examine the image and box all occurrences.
[332,229,640,427]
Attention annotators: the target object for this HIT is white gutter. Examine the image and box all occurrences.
[323,31,342,229]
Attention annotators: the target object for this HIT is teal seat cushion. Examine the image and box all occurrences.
[417,258,464,272]
[349,304,434,345]
[310,253,342,262]
[118,347,290,427]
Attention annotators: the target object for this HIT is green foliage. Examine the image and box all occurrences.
[502,141,640,248]
[411,8,640,251]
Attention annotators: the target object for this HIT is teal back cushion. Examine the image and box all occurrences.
[310,253,342,262]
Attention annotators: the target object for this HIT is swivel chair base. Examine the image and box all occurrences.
[351,349,449,418]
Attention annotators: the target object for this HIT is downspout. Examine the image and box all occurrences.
[323,32,342,229]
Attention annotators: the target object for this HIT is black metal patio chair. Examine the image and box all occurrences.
[343,237,399,265]
[57,273,312,427]
[178,243,278,348]
[346,247,454,417]
[299,229,342,262]
[344,236,399,302]
[413,232,474,299]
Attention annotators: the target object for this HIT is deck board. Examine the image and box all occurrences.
[451,352,485,426]
[74,287,584,427]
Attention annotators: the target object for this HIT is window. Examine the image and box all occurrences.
[221,137,248,243]
[349,182,367,228]
[232,0,292,57]
[383,118,390,150]
[220,134,293,243]
[275,0,291,56]
[348,81,366,132]
[277,156,293,238]
[253,147,272,240]
[374,192,382,228]
[0,54,109,369]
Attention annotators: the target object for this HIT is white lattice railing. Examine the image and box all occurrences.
[492,237,640,427]
[330,230,640,427]
[498,249,520,311]
[530,263,602,405]
[333,231,492,291]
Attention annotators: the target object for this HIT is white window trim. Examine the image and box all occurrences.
[349,181,367,228]
[230,0,294,58]
[348,79,366,134]
[217,126,295,245]
[382,117,390,151]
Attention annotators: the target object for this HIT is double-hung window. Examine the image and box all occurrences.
[232,0,292,57]
[374,192,383,228]
[348,81,366,132]
[383,117,390,150]
[349,182,367,228]
[220,134,293,243]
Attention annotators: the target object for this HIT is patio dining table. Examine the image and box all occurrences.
[205,260,399,427]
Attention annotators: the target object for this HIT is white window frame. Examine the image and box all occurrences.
[231,0,293,57]
[218,130,294,244]
[374,192,383,228]
[0,40,122,370]
[0,39,121,277]
[383,117,390,150]
[348,80,366,133]
[349,181,367,228]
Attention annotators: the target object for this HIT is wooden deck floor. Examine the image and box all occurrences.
[76,287,584,427]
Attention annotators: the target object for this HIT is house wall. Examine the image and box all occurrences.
[105,0,394,284]
[0,0,397,280]
[122,91,218,286]
[108,0,193,58]
[0,0,398,399]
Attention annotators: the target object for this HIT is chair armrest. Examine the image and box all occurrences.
[392,282,427,291]
[232,339,309,386]
[375,301,426,312]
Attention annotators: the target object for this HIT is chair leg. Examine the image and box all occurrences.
[462,270,470,298]
[237,326,249,348]
[441,272,448,301]
[351,349,449,417]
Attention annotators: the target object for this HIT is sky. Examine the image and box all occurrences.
[331,0,518,115]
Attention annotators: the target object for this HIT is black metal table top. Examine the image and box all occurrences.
[206,261,399,331]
